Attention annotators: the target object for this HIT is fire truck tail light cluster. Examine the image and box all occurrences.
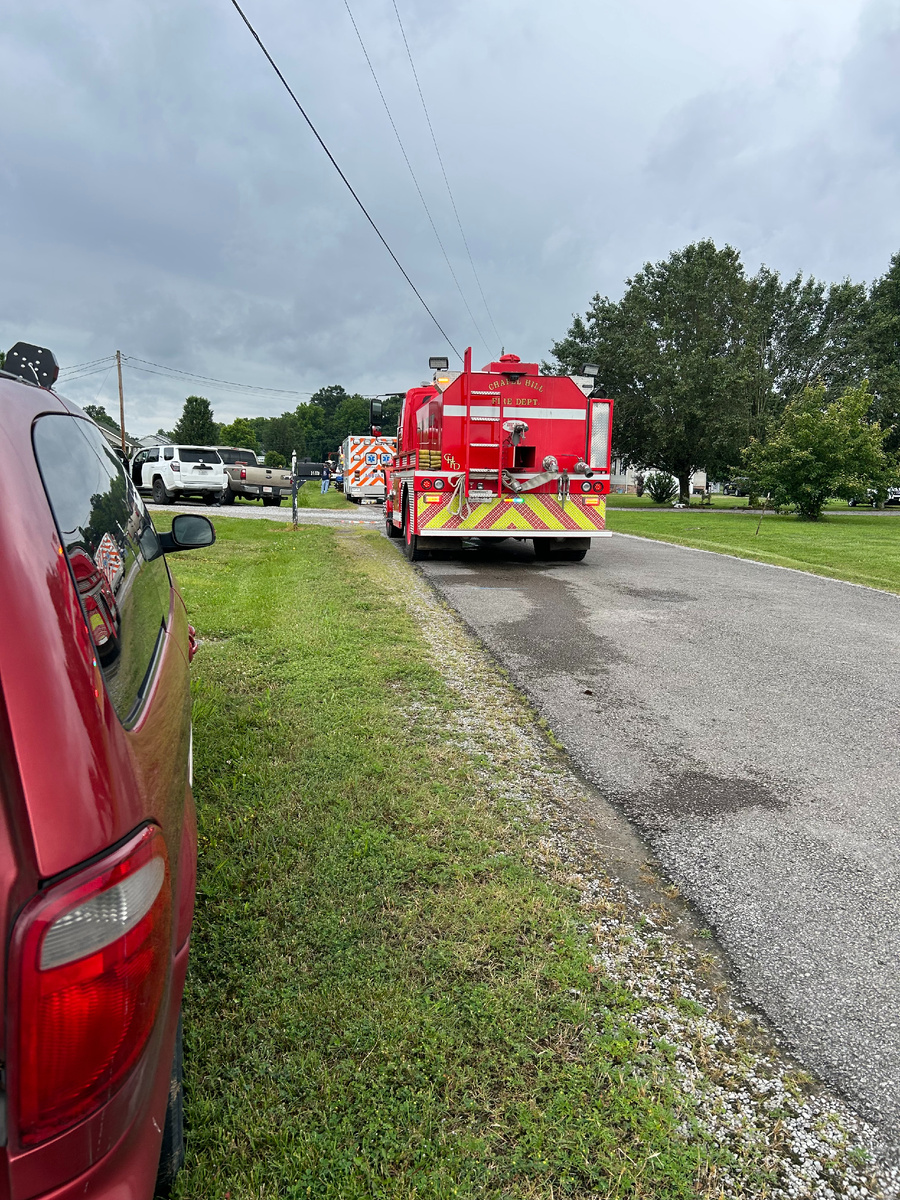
[11,826,171,1146]
[419,478,446,491]
[589,402,611,469]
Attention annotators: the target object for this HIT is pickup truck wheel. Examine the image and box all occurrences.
[203,492,221,506]
[152,477,174,505]
[155,1011,184,1196]
[220,489,236,506]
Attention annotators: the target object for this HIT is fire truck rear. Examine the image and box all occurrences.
[383,349,613,562]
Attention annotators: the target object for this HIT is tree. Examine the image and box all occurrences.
[747,268,869,434]
[551,241,756,501]
[865,250,900,452]
[218,417,258,451]
[83,404,119,433]
[172,395,216,444]
[744,382,896,519]
[331,394,369,445]
[264,450,286,468]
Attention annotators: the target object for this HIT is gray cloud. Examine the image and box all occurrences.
[1,0,895,432]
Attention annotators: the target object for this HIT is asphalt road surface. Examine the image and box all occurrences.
[419,534,900,1159]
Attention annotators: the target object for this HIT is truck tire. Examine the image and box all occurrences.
[155,1011,185,1196]
[403,498,425,561]
[203,492,221,506]
[385,509,401,538]
[262,496,283,507]
[152,477,174,505]
[221,488,236,506]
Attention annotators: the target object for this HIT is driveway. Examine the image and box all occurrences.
[419,534,900,1159]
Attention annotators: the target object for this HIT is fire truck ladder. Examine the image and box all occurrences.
[462,379,505,501]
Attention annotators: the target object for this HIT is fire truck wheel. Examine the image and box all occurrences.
[403,503,425,560]
[385,510,402,538]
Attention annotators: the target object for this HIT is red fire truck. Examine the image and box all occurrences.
[382,349,613,561]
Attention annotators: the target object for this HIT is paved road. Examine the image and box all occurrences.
[419,534,900,1157]
[149,500,382,526]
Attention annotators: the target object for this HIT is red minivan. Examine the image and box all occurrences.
[0,344,209,1198]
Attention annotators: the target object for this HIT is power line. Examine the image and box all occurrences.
[342,0,490,357]
[391,0,502,350]
[227,0,462,362]
[57,363,121,383]
[123,356,314,397]
[58,354,117,376]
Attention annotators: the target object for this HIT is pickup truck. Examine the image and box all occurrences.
[218,447,292,507]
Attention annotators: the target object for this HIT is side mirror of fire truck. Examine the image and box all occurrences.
[370,397,384,436]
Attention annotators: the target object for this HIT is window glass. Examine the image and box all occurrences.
[178,448,220,463]
[33,415,171,724]
[148,447,159,462]
[163,447,174,460]
[217,449,255,465]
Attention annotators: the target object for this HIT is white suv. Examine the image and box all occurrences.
[131,445,227,505]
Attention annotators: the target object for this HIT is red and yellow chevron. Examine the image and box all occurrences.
[417,492,606,535]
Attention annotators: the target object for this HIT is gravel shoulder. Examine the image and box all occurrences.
[350,531,899,1199]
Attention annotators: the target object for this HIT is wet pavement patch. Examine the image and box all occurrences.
[626,769,789,824]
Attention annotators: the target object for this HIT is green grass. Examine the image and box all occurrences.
[170,519,772,1199]
[295,481,358,509]
[608,509,900,592]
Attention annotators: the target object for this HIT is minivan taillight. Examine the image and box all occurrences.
[10,826,171,1146]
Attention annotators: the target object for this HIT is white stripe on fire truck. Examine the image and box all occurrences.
[442,405,586,420]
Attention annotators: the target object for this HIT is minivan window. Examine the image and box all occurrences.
[178,448,220,463]
[33,415,170,724]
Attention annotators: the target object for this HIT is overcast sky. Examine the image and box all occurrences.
[2,0,899,435]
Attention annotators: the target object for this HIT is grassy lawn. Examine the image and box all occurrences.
[170,518,799,1199]
[609,509,900,592]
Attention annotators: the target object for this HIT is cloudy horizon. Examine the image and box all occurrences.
[3,0,899,435]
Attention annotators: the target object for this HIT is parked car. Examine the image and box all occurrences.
[848,488,900,507]
[0,341,209,1198]
[131,444,228,505]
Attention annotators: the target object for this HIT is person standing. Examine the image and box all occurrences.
[320,461,331,495]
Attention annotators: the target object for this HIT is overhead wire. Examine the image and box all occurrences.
[57,354,117,376]
[227,0,462,362]
[341,0,490,358]
[122,356,314,397]
[391,0,502,350]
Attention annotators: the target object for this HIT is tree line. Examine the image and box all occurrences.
[90,386,402,468]
[549,240,900,517]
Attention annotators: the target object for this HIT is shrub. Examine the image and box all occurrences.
[645,471,678,504]
[265,450,286,468]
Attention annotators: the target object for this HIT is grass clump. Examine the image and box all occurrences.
[171,518,773,1198]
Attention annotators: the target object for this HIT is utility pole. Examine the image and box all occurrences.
[116,350,126,456]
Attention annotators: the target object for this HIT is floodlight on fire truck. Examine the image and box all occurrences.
[429,356,450,371]
[582,363,599,377]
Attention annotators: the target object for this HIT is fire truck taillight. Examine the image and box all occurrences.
[589,402,611,469]
[580,481,592,493]
[592,481,604,492]
[433,478,446,491]
[421,478,433,489]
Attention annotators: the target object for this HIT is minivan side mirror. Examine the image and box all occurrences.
[158,514,216,554]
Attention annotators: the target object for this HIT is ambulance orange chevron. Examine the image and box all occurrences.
[382,348,614,563]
